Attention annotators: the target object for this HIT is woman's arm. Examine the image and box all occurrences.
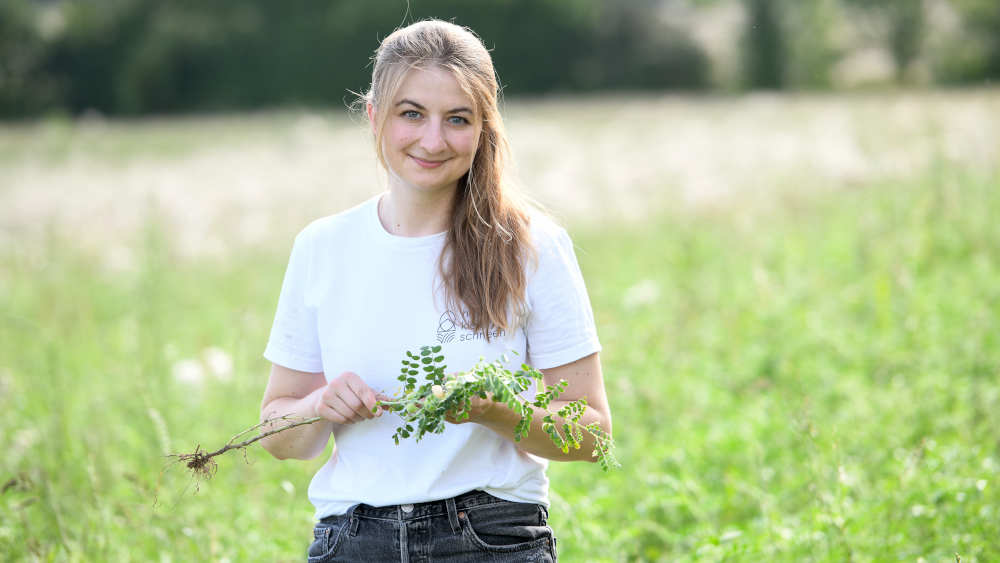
[259,364,333,460]
[448,352,612,462]
[260,364,388,460]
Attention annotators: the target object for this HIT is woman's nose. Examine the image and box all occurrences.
[419,122,447,154]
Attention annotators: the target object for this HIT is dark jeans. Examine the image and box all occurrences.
[307,490,557,562]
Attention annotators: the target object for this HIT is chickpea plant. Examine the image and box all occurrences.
[378,345,619,471]
[172,345,618,478]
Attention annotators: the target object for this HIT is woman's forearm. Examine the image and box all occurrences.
[260,387,335,460]
[477,399,612,463]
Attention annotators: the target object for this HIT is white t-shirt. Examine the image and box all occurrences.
[264,194,601,519]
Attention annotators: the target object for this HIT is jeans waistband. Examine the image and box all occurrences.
[322,490,516,523]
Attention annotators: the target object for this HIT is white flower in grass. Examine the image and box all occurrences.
[837,465,854,487]
[976,479,987,491]
[281,480,295,495]
[202,347,234,381]
[719,530,742,542]
[13,428,39,451]
[622,279,660,310]
[8,428,40,465]
[172,359,204,384]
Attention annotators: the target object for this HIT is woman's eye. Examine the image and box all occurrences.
[402,110,421,119]
[448,116,470,125]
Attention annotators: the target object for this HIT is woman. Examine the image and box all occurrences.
[259,19,611,562]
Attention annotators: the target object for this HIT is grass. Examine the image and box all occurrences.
[552,162,1000,561]
[2,132,999,559]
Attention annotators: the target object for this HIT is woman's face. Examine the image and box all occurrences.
[373,66,482,197]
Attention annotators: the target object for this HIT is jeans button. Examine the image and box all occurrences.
[401,504,414,513]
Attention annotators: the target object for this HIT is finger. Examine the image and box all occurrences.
[316,401,350,424]
[326,395,364,423]
[334,382,374,421]
[340,393,373,421]
[330,375,369,421]
[344,376,378,418]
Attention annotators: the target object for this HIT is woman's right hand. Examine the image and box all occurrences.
[313,372,387,424]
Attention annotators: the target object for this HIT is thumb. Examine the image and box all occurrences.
[373,392,392,415]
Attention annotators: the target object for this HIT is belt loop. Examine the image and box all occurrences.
[347,504,360,537]
[445,495,461,534]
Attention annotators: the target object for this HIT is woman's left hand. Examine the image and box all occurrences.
[444,392,496,425]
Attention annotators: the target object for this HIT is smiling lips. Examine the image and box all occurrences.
[410,155,449,169]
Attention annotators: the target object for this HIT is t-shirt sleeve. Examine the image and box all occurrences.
[524,226,602,369]
[263,228,324,373]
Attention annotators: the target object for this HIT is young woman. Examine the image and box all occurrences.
[259,19,612,562]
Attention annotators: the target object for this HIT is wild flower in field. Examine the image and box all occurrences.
[622,279,660,310]
[837,465,854,487]
[10,428,40,464]
[202,347,233,381]
[719,530,742,542]
[172,359,205,384]
[13,428,39,450]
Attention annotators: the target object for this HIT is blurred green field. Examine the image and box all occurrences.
[2,97,1000,561]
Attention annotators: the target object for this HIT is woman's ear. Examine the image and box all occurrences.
[366,102,376,135]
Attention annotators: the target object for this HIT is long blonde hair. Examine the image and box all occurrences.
[362,19,534,336]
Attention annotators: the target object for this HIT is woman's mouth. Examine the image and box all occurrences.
[410,155,448,169]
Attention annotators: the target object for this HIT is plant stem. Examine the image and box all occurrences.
[173,415,323,471]
[214,415,323,456]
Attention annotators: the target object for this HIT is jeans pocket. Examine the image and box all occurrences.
[307,517,348,562]
[459,502,553,554]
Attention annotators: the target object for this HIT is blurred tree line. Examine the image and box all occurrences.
[1,0,998,117]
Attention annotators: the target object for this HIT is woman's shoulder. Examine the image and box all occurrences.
[294,195,379,244]
[525,205,572,253]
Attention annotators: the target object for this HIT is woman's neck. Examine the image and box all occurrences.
[378,187,454,237]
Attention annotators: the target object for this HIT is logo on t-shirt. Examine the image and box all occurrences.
[436,310,506,344]
[436,311,458,344]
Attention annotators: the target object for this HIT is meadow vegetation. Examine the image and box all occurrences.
[1,93,999,561]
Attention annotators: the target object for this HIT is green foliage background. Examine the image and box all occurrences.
[2,152,998,560]
[0,0,708,117]
[3,0,1000,117]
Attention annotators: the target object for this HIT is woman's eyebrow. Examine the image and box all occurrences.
[396,99,473,114]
